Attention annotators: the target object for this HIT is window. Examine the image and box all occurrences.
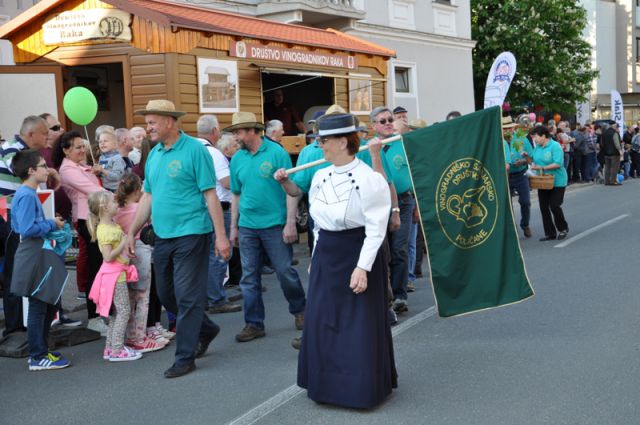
[395,67,410,93]
[389,0,416,30]
[392,61,417,97]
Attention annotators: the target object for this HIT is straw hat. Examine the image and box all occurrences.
[409,118,427,129]
[502,116,517,129]
[222,112,265,132]
[135,100,186,118]
[325,104,347,115]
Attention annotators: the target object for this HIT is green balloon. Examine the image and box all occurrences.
[63,87,98,126]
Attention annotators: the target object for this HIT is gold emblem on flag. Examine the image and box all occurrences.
[437,158,497,249]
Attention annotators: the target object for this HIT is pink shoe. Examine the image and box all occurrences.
[103,348,111,360]
[128,337,166,353]
[109,346,142,362]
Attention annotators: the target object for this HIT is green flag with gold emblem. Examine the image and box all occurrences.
[402,106,534,317]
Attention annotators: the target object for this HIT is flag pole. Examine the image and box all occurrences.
[285,135,403,175]
[82,125,97,165]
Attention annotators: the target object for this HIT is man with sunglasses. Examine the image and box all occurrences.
[370,106,414,315]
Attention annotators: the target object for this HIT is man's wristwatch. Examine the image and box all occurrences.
[391,207,400,214]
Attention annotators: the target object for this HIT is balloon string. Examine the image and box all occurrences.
[83,125,97,165]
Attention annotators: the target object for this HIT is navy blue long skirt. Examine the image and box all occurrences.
[297,227,398,409]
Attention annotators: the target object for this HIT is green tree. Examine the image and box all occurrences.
[471,0,598,113]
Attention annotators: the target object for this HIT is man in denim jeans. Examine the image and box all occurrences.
[370,106,412,314]
[197,115,242,314]
[127,100,231,378]
[227,112,306,342]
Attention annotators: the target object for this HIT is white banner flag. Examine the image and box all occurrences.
[576,101,591,125]
[611,90,624,137]
[483,52,517,109]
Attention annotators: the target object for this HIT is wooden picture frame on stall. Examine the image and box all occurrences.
[349,74,372,115]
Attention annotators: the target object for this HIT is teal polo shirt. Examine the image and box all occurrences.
[291,141,329,194]
[292,139,392,193]
[143,131,216,238]
[532,139,568,187]
[358,139,393,183]
[381,136,413,194]
[230,138,292,229]
[505,134,534,173]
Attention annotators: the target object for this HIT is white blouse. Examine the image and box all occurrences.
[309,158,391,271]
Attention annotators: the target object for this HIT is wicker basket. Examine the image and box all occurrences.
[529,171,554,190]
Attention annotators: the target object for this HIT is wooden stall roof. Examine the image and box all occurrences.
[0,0,396,58]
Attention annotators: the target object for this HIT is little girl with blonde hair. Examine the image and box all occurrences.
[115,174,167,352]
[87,191,142,362]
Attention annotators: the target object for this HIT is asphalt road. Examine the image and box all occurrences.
[1,179,639,425]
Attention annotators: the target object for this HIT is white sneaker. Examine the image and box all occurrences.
[87,317,109,336]
[146,327,170,345]
[155,323,175,340]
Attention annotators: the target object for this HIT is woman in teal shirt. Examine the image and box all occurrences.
[531,126,569,241]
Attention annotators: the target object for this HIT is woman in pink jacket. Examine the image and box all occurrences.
[53,131,107,333]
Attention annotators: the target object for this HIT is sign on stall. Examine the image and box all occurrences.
[43,9,132,45]
[230,41,357,70]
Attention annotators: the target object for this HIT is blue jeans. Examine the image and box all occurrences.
[584,152,597,181]
[207,210,231,307]
[27,297,57,359]
[238,226,306,329]
[389,193,415,301]
[153,233,219,366]
[407,222,418,283]
[508,172,531,228]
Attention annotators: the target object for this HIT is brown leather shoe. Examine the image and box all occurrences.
[294,313,304,330]
[235,325,266,342]
[523,227,532,238]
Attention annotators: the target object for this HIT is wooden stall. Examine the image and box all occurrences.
[0,0,395,154]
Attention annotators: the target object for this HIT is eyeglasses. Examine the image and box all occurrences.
[375,118,394,125]
[49,125,61,132]
[37,163,48,169]
[318,137,331,145]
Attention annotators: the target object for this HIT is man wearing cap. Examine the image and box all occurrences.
[127,100,231,378]
[370,106,411,314]
[227,112,306,342]
[393,106,410,135]
[503,116,533,238]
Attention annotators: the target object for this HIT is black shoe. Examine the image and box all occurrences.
[207,303,242,314]
[195,324,220,358]
[557,230,568,240]
[393,299,409,314]
[388,309,398,326]
[539,236,556,241]
[228,292,244,302]
[291,336,302,350]
[164,362,196,378]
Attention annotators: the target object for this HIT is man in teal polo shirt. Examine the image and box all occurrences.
[227,112,306,343]
[502,117,533,238]
[370,106,412,314]
[127,100,231,379]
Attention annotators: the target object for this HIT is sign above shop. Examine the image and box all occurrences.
[230,41,357,70]
[43,9,132,45]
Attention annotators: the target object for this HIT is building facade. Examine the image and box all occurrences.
[581,0,640,124]
[171,0,476,124]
